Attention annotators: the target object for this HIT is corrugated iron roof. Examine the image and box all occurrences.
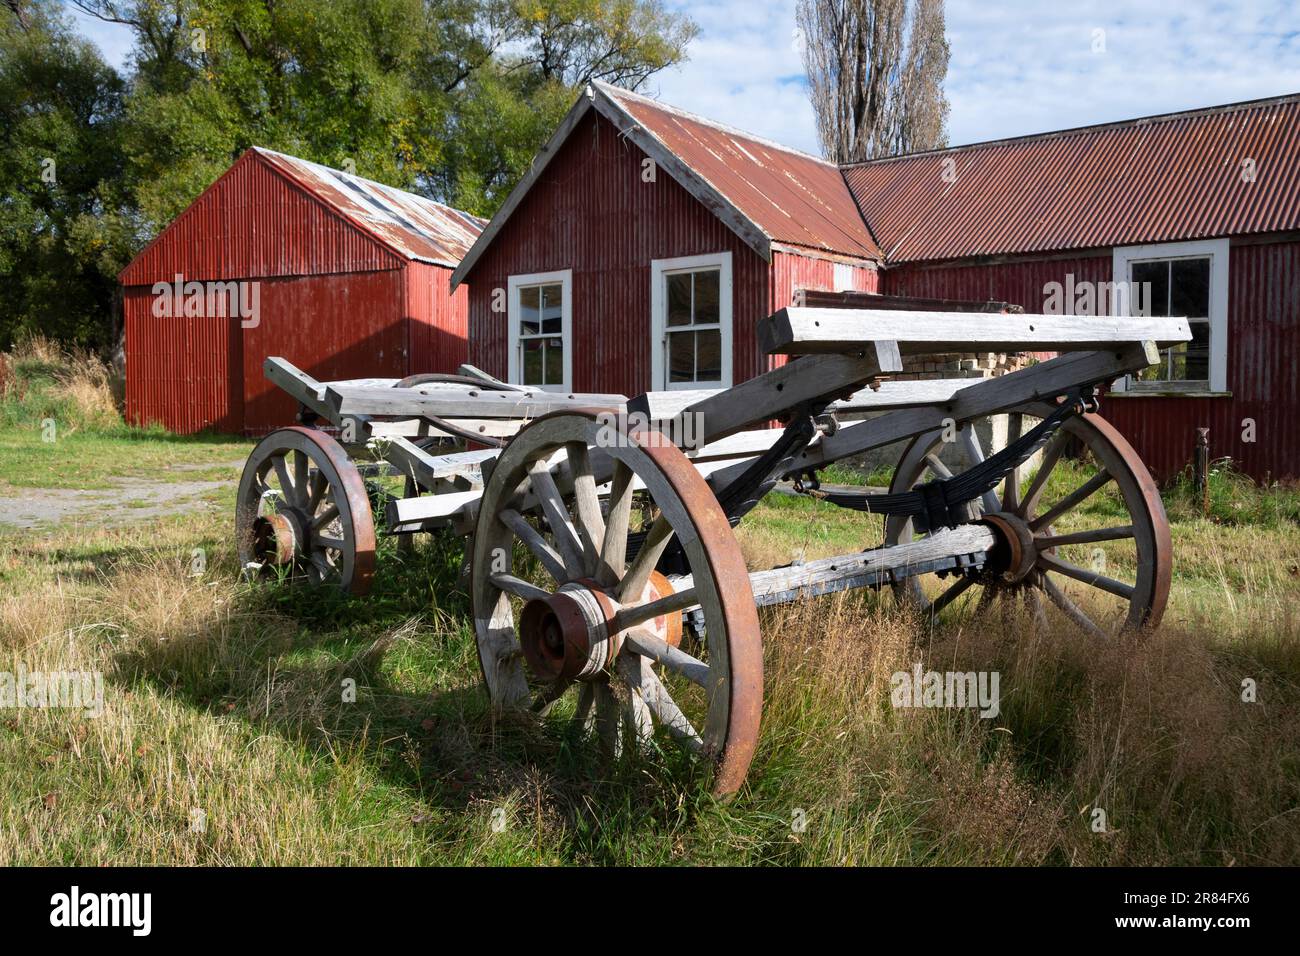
[254,148,486,268]
[843,94,1300,264]
[596,83,882,261]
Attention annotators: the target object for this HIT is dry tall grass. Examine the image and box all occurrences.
[0,335,121,434]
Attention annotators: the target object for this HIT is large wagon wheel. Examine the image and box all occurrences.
[470,413,763,797]
[236,426,376,595]
[884,403,1170,635]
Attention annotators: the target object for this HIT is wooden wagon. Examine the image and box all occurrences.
[236,303,1191,795]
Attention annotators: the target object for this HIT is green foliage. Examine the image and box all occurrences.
[2,0,697,350]
[1166,458,1300,528]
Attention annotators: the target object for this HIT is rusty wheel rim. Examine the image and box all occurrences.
[886,404,1170,635]
[470,413,762,798]
[236,426,376,596]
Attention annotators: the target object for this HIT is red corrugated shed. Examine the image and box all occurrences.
[121,149,484,434]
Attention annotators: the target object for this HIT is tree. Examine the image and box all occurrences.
[0,0,129,349]
[796,0,949,162]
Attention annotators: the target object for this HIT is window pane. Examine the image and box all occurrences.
[667,274,692,327]
[694,270,720,324]
[541,283,563,335]
[1170,258,1210,319]
[1183,320,1210,380]
[1131,261,1169,317]
[519,286,541,335]
[668,331,694,383]
[695,329,722,381]
[521,338,544,385]
[544,336,563,385]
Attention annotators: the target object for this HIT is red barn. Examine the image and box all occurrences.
[456,86,1300,482]
[121,148,484,435]
[451,82,882,399]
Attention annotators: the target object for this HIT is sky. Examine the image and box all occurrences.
[66,0,1300,156]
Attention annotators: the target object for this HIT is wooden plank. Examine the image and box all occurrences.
[707,343,1159,488]
[759,307,1192,355]
[365,418,523,440]
[325,384,627,420]
[264,357,335,423]
[628,344,902,446]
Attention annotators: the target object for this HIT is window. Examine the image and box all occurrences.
[1112,239,1229,394]
[650,253,733,390]
[507,270,571,391]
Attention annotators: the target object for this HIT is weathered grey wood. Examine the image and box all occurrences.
[387,489,484,530]
[326,384,627,421]
[759,307,1192,355]
[264,357,335,423]
[457,363,525,390]
[629,344,902,446]
[366,417,523,440]
[744,525,995,605]
[639,378,968,425]
[624,630,710,687]
[707,343,1159,485]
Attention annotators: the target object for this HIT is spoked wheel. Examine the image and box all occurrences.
[236,426,377,595]
[885,403,1171,635]
[470,413,763,797]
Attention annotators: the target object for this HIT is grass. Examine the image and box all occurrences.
[1,343,1298,865]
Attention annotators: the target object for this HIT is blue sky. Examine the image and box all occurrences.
[67,0,1300,155]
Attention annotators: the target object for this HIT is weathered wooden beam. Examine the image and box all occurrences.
[264,357,336,424]
[708,343,1159,488]
[759,307,1191,355]
[628,343,902,446]
[325,384,627,420]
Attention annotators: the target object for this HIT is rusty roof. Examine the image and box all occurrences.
[843,93,1300,264]
[597,83,882,261]
[255,148,486,268]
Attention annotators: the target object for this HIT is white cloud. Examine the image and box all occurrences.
[64,0,1300,156]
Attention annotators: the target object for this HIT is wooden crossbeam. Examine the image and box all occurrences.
[759,307,1192,356]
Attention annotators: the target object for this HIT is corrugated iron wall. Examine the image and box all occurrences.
[769,250,878,372]
[124,286,242,433]
[881,241,1300,481]
[121,151,402,285]
[240,270,410,434]
[407,262,470,376]
[467,111,774,397]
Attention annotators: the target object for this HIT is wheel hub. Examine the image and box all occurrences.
[517,572,681,683]
[251,509,305,565]
[980,511,1037,584]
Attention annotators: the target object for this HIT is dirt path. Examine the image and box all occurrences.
[0,474,235,530]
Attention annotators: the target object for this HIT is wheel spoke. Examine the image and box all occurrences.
[306,469,328,513]
[1019,430,1070,518]
[631,658,703,752]
[1036,552,1134,600]
[312,502,340,531]
[616,514,675,604]
[610,586,698,634]
[592,681,620,757]
[489,573,552,603]
[1036,525,1134,548]
[925,453,952,479]
[624,629,710,688]
[573,683,594,723]
[498,508,568,583]
[272,455,296,502]
[532,679,571,715]
[597,461,634,588]
[958,426,1001,514]
[316,535,345,551]
[1030,469,1113,531]
[617,655,656,746]
[528,461,586,576]
[566,442,605,577]
[927,573,976,617]
[293,450,308,505]
[1041,574,1108,639]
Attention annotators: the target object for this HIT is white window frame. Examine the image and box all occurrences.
[1112,238,1229,394]
[650,252,733,391]
[507,269,572,392]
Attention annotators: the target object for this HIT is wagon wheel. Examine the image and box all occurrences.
[470,412,763,797]
[884,403,1170,635]
[236,426,377,596]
